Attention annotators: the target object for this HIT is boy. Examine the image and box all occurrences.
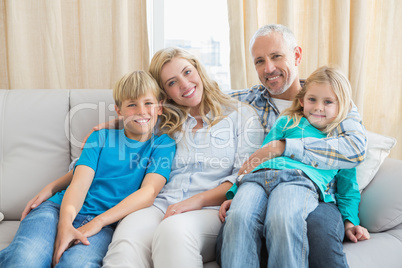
[0,71,176,267]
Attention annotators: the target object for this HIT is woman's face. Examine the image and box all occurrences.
[160,57,204,114]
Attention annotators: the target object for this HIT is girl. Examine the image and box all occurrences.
[221,66,370,268]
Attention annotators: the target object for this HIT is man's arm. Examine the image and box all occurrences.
[283,104,366,169]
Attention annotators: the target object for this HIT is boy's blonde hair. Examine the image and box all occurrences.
[281,66,352,135]
[149,47,237,136]
[113,70,161,108]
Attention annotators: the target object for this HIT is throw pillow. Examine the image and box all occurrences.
[356,131,397,191]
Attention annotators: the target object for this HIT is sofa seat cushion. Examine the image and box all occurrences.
[0,221,20,251]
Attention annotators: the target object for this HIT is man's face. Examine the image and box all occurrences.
[251,32,301,97]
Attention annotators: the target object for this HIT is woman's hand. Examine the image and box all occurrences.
[21,186,53,220]
[219,199,232,222]
[52,223,90,266]
[80,118,122,149]
[163,196,203,220]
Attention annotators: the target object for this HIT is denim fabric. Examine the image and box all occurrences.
[0,201,114,268]
[221,169,319,268]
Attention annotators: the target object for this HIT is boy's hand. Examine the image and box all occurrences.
[53,223,90,266]
[77,217,103,239]
[219,200,232,222]
[344,221,370,243]
[21,187,53,220]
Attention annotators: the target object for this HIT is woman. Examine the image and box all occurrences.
[22,47,264,267]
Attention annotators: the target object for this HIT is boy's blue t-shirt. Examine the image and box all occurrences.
[49,129,176,216]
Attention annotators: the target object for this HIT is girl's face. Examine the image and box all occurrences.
[299,82,339,131]
[115,92,162,141]
[160,57,204,115]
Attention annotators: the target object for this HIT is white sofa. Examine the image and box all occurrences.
[1,89,401,267]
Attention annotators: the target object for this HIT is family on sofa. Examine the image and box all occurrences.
[0,24,371,267]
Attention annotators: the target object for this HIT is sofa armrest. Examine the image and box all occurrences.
[359,158,402,232]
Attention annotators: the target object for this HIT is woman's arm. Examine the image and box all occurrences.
[21,169,74,220]
[80,118,122,149]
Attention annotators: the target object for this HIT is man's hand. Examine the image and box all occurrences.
[344,221,370,243]
[219,200,232,222]
[52,223,90,266]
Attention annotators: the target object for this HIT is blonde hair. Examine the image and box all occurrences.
[281,66,352,135]
[149,47,237,136]
[113,70,161,108]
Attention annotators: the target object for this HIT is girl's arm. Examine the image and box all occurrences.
[344,220,370,242]
[21,169,74,220]
[53,165,95,266]
[77,173,166,236]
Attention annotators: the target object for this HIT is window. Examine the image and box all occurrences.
[147,0,231,91]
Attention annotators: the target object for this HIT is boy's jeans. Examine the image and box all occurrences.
[221,169,319,268]
[0,200,114,268]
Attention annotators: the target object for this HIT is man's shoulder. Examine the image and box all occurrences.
[229,84,265,103]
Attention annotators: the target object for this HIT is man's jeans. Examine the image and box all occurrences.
[221,169,319,268]
[0,201,114,268]
[216,177,349,268]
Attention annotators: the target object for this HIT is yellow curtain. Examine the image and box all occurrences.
[227,0,402,160]
[0,0,149,89]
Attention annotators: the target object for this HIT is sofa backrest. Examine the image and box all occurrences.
[0,89,116,220]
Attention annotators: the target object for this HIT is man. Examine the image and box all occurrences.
[216,24,366,267]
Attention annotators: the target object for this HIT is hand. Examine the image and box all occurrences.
[52,223,90,266]
[21,186,53,220]
[345,222,370,243]
[80,118,122,150]
[163,196,203,220]
[77,217,103,239]
[238,140,285,175]
[219,200,232,222]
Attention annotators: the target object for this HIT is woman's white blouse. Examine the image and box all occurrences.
[153,103,264,213]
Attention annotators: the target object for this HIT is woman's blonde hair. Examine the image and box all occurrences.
[149,47,237,136]
[281,66,352,135]
[113,70,161,108]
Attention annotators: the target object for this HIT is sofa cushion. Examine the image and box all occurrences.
[359,158,402,232]
[356,131,396,191]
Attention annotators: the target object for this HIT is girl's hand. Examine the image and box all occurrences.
[21,187,53,220]
[163,196,203,220]
[238,140,285,175]
[344,221,370,243]
[219,200,232,222]
[52,223,90,266]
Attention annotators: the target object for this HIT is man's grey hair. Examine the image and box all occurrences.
[249,24,298,53]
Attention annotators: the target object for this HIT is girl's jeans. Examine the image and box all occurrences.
[0,200,114,268]
[221,169,319,268]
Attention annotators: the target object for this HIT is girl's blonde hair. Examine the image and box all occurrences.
[149,47,237,136]
[113,70,161,108]
[281,66,352,135]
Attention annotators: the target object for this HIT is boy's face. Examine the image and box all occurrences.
[115,92,162,141]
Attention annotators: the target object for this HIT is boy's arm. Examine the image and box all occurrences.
[282,104,366,170]
[21,169,74,220]
[53,165,95,266]
[77,173,166,236]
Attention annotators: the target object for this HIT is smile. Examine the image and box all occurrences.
[267,75,280,81]
[134,118,150,124]
[183,87,196,97]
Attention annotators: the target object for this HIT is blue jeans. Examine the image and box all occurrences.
[216,176,348,268]
[221,169,319,268]
[0,201,114,268]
